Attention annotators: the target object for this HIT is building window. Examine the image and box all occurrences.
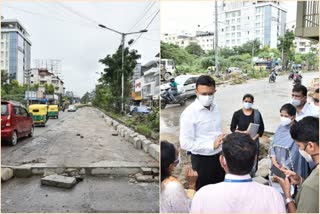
[256,15,261,19]
[237,39,240,43]
[248,16,250,20]
[226,40,230,44]
[248,31,250,34]
[232,19,235,24]
[232,26,236,31]
[237,32,241,37]
[226,33,230,37]
[256,30,260,34]
[226,20,230,24]
[226,26,230,31]
[299,48,305,52]
[256,23,260,27]
[237,25,241,30]
[232,33,235,37]
[232,13,236,17]
[300,42,306,46]
[232,40,235,44]
[237,18,241,23]
[237,11,240,16]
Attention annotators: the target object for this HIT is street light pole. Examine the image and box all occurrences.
[98,24,147,114]
[121,34,125,114]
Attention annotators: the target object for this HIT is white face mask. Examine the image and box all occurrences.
[291,98,301,107]
[299,149,313,162]
[198,95,214,107]
[243,102,253,109]
[280,116,292,126]
[177,153,182,167]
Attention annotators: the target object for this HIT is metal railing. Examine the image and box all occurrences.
[304,1,319,28]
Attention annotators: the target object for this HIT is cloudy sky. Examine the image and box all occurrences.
[161,0,297,34]
[2,1,160,97]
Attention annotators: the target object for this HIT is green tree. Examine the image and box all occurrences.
[278,30,295,70]
[44,83,55,94]
[234,39,261,56]
[98,45,140,111]
[160,42,194,65]
[185,42,204,57]
[80,92,90,104]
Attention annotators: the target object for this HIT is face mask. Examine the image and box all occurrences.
[280,117,292,126]
[291,98,301,107]
[198,95,214,107]
[177,153,181,167]
[298,144,313,162]
[243,102,253,109]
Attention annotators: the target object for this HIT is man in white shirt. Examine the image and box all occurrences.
[180,75,225,191]
[291,84,318,121]
[190,132,286,213]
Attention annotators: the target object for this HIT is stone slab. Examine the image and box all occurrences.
[1,168,14,182]
[148,144,160,162]
[41,174,77,189]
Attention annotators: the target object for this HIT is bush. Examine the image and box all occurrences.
[136,124,153,136]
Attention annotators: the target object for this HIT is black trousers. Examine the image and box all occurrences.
[191,153,225,191]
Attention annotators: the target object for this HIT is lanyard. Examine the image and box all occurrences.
[224,178,252,183]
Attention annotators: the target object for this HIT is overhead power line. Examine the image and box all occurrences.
[127,1,157,32]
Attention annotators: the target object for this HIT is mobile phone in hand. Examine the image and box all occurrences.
[270,165,286,179]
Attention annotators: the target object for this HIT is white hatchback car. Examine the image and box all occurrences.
[67,105,77,112]
[160,75,200,98]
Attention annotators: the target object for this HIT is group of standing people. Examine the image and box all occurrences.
[161,75,319,213]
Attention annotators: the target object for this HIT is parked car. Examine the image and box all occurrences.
[67,105,77,112]
[160,75,200,98]
[1,100,34,146]
[129,105,151,115]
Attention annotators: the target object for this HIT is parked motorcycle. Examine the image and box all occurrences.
[160,89,187,109]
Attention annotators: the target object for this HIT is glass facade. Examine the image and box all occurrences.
[9,32,17,81]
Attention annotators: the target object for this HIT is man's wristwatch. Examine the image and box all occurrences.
[285,197,295,206]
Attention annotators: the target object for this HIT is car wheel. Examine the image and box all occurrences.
[28,126,34,137]
[11,131,18,146]
[164,72,172,81]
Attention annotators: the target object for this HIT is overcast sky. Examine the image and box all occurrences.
[161,0,297,34]
[2,1,160,97]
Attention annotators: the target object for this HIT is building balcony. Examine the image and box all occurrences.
[296,1,319,41]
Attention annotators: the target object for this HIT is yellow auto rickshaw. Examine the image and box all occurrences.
[28,104,48,127]
[48,105,59,119]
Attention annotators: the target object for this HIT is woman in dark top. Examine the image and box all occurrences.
[230,94,265,175]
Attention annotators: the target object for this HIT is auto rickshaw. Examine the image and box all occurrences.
[28,104,48,127]
[48,105,59,119]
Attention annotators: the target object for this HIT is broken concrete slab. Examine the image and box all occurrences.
[1,168,14,182]
[141,167,152,175]
[142,139,152,153]
[137,135,147,141]
[135,173,154,183]
[41,174,77,189]
[148,144,160,162]
[13,167,32,178]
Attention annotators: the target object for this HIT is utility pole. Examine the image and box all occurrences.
[214,0,219,74]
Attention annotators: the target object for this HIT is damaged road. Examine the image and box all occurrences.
[1,107,159,212]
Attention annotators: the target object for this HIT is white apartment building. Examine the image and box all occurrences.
[1,18,31,84]
[29,68,65,95]
[294,37,318,54]
[217,1,287,48]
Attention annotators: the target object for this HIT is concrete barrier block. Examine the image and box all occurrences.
[1,168,14,181]
[133,137,142,150]
[148,144,160,161]
[142,139,152,153]
[13,167,32,178]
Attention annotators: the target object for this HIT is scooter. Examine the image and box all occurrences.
[293,73,302,85]
[269,71,277,83]
[160,89,187,109]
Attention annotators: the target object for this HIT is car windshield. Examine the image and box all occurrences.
[175,76,189,84]
[1,104,8,116]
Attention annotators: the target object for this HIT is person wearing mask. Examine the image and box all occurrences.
[180,75,225,191]
[230,94,265,175]
[160,140,198,213]
[291,84,318,121]
[274,116,319,213]
[190,133,286,213]
[270,103,309,179]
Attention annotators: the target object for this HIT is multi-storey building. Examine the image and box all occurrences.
[1,18,31,84]
[218,1,287,48]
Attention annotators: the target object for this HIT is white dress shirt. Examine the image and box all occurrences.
[179,98,222,156]
[296,102,319,121]
[190,174,286,213]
